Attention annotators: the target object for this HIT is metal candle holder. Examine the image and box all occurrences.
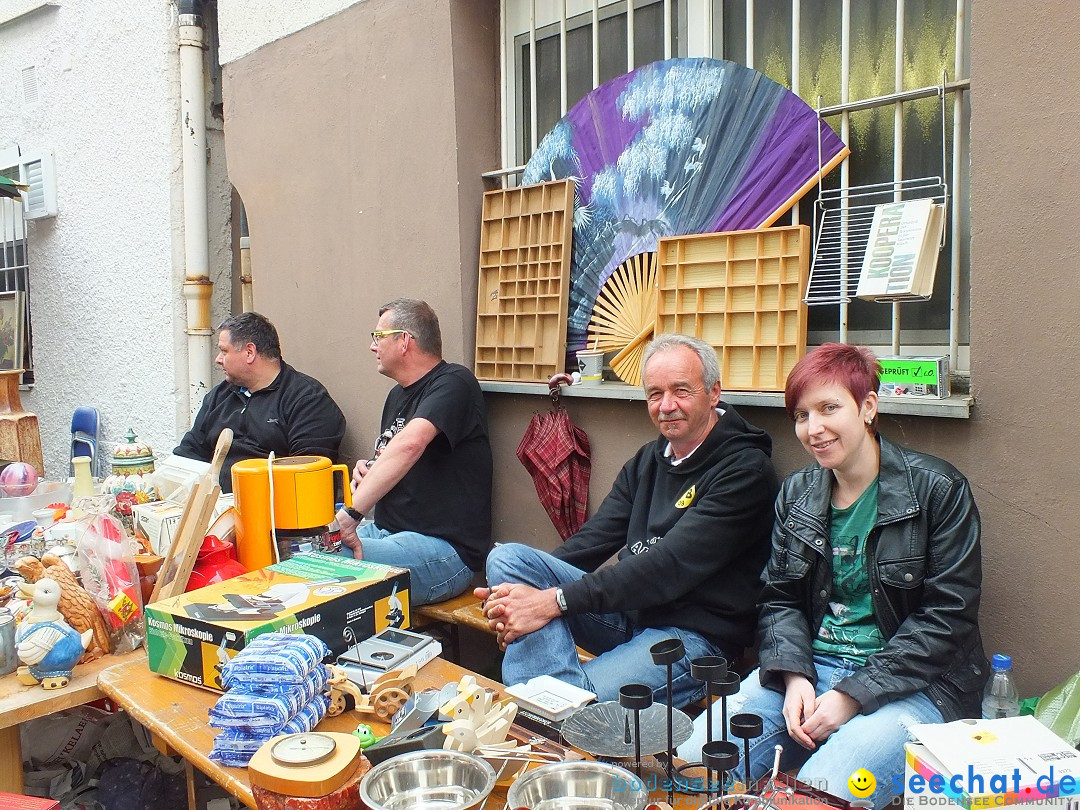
[713,670,741,742]
[649,637,685,805]
[689,655,728,746]
[702,739,739,801]
[618,683,653,778]
[729,712,763,790]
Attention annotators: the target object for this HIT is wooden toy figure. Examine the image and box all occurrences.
[16,578,93,689]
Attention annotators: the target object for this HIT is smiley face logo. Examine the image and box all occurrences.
[848,769,876,798]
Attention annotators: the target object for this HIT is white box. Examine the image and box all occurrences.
[133,496,232,554]
[132,500,184,554]
[904,716,1080,809]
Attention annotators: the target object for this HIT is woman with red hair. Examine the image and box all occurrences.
[680,343,986,809]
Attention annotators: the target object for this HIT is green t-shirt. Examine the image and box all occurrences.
[812,478,885,666]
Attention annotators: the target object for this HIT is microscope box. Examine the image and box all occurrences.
[144,551,410,691]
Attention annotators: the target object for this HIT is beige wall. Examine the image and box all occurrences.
[223,0,499,465]
[222,0,1079,694]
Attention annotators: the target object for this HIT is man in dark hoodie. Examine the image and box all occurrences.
[477,334,779,707]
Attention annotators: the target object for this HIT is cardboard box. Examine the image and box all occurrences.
[878,355,950,399]
[144,551,410,691]
[133,496,233,554]
[132,500,184,554]
[905,716,1080,809]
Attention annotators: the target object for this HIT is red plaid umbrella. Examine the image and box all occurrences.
[516,375,592,540]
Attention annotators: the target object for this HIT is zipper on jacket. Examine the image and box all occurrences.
[864,525,903,633]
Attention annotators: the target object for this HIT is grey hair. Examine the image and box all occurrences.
[378,298,442,357]
[641,334,722,390]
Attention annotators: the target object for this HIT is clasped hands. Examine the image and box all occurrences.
[473,583,561,649]
[781,673,860,749]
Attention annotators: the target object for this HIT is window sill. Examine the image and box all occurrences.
[479,380,974,419]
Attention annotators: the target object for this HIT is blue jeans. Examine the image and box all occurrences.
[486,543,728,708]
[342,522,473,606]
[677,655,944,809]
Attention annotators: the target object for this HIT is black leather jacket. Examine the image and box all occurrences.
[758,435,987,721]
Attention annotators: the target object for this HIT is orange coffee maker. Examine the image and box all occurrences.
[231,455,352,571]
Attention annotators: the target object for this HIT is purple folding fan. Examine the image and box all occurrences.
[521,57,849,354]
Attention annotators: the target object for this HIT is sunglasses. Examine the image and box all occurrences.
[370,329,411,343]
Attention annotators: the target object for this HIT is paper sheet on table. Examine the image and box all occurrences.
[911,716,1080,787]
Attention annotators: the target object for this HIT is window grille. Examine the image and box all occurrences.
[497,0,970,376]
[0,190,34,384]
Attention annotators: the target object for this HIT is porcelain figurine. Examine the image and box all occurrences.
[102,430,160,532]
[15,554,112,659]
[15,577,93,689]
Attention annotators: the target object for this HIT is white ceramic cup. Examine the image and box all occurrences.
[33,507,57,528]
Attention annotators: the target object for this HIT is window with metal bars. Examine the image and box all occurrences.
[0,180,34,385]
[499,0,970,376]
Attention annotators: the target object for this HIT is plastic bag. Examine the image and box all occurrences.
[220,632,329,687]
[1034,668,1080,747]
[74,505,145,654]
[209,666,329,729]
[209,696,329,767]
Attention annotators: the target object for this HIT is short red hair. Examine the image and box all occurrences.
[785,343,882,432]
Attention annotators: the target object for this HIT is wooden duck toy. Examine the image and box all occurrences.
[15,578,93,689]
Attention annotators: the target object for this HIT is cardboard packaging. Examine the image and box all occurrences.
[133,496,233,554]
[904,716,1080,809]
[144,551,410,691]
[878,355,950,399]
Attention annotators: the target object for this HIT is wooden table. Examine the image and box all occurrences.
[0,648,146,794]
[97,656,503,809]
[99,656,707,809]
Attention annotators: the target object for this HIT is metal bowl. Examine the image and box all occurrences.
[359,749,497,810]
[506,761,650,810]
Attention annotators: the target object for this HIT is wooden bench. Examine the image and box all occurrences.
[413,592,595,664]
[412,592,491,661]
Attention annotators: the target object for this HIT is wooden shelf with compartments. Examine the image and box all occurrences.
[475,180,574,382]
[656,225,810,391]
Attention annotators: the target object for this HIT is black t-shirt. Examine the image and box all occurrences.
[372,361,493,570]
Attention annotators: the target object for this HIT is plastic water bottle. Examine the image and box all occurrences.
[981,653,1020,718]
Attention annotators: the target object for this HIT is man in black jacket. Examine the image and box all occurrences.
[174,312,346,492]
[478,334,778,707]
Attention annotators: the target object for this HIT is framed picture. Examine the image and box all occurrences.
[0,291,26,371]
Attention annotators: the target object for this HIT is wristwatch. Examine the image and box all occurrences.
[342,506,365,522]
[555,587,568,613]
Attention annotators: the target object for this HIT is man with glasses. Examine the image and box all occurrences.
[334,299,493,605]
[175,312,346,492]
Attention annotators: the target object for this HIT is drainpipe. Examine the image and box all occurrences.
[240,235,253,311]
[178,0,213,423]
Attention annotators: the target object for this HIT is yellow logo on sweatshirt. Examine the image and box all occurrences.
[676,485,696,509]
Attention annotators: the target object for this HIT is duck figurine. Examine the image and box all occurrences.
[15,554,112,661]
[15,578,93,689]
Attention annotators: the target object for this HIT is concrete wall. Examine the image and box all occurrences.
[0,1,233,476]
[220,0,1079,694]
[222,0,499,464]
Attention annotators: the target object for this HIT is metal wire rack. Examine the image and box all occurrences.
[805,78,950,307]
[805,177,948,305]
